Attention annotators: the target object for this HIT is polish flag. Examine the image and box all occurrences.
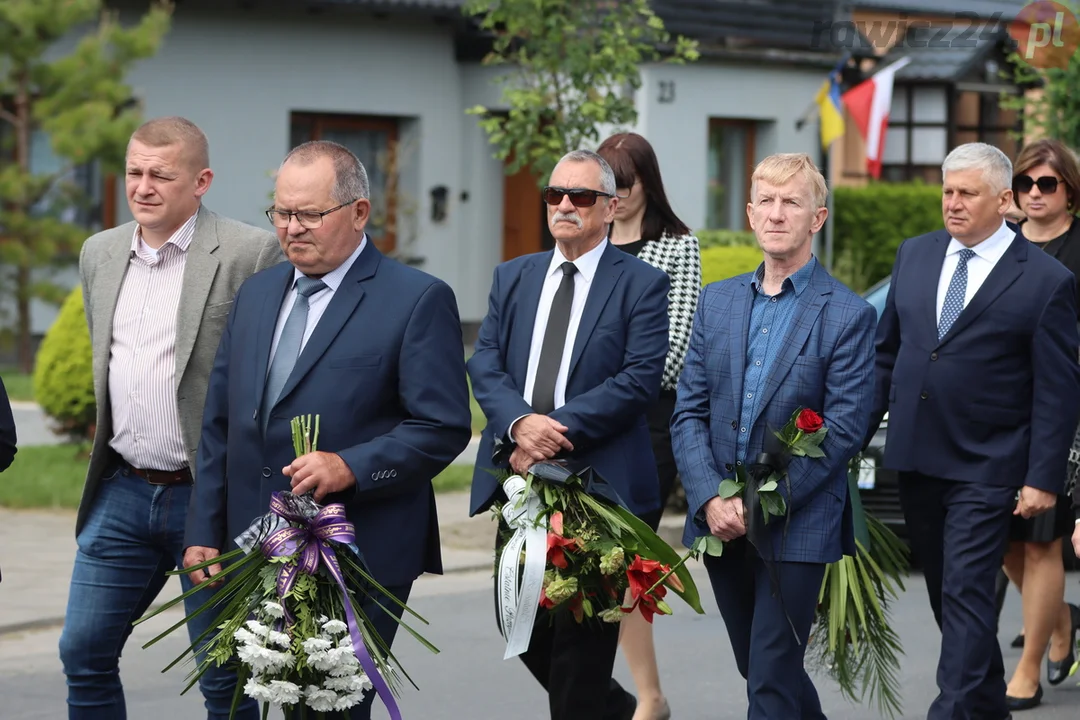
[841,56,912,179]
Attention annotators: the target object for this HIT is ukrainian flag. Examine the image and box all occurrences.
[815,63,845,150]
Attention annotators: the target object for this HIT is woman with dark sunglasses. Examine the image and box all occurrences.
[597,132,700,720]
[997,137,1080,711]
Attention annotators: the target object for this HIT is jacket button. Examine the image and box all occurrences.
[731,420,737,429]
[920,391,929,399]
[930,352,938,360]
[371,472,378,481]
[725,463,733,471]
[261,467,271,478]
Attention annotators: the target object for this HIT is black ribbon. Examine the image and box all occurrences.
[523,460,628,510]
[743,427,800,644]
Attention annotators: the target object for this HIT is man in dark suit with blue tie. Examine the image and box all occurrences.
[184,140,472,719]
[671,153,876,719]
[468,149,670,720]
[870,142,1080,719]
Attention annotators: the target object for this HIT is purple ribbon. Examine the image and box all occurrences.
[259,492,401,720]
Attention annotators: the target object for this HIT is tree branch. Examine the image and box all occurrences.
[0,107,17,127]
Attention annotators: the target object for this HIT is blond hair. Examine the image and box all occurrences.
[750,153,828,209]
[129,116,210,171]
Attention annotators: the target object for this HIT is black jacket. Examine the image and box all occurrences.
[0,377,15,472]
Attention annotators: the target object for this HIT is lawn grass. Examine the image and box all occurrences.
[0,368,34,402]
[0,443,475,510]
[467,375,486,435]
[0,443,90,509]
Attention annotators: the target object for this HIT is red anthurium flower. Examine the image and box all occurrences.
[546,511,578,569]
[795,408,824,433]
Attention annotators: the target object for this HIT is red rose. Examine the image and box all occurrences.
[795,408,824,433]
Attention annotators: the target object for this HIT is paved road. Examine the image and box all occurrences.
[3,566,1079,719]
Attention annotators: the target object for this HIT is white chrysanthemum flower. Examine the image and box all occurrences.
[324,674,371,693]
[267,680,301,705]
[245,620,269,636]
[243,677,273,703]
[265,628,291,649]
[262,601,285,619]
[304,686,339,713]
[233,627,260,646]
[318,614,329,624]
[321,619,348,635]
[334,692,366,711]
[302,637,333,654]
[337,636,352,648]
[238,644,296,674]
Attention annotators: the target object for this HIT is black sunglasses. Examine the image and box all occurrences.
[542,186,614,207]
[1013,175,1060,195]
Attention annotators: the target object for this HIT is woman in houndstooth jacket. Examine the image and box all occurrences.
[598,132,701,720]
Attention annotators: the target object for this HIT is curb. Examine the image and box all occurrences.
[0,558,496,638]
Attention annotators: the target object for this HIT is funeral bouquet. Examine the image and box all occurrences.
[491,462,705,659]
[689,407,910,719]
[135,414,435,719]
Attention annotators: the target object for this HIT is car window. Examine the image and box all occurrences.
[863,280,890,321]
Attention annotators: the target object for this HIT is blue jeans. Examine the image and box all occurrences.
[58,462,257,720]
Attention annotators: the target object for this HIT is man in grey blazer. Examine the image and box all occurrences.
[58,116,283,720]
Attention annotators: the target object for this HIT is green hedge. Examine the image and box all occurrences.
[701,245,763,286]
[832,181,942,292]
[34,287,95,441]
[695,229,758,248]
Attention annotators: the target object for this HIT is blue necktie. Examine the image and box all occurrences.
[938,248,976,340]
[261,276,327,432]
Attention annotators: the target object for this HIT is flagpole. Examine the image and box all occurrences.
[824,141,835,272]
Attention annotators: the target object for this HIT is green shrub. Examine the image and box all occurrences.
[34,287,95,441]
[701,245,763,286]
[832,181,942,292]
[695,228,758,248]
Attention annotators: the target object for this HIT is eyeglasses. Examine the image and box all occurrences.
[1013,175,1060,195]
[542,186,614,207]
[266,199,357,229]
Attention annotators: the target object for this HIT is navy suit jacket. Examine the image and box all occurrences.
[871,228,1080,493]
[672,260,877,564]
[185,243,473,587]
[467,242,670,518]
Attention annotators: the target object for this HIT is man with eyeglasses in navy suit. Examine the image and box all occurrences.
[468,149,670,720]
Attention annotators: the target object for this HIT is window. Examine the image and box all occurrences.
[289,113,400,252]
[878,85,1022,183]
[706,119,756,230]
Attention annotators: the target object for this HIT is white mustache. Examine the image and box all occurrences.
[553,212,583,228]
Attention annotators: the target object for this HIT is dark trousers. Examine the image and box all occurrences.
[284,582,412,720]
[899,472,1016,720]
[704,539,826,720]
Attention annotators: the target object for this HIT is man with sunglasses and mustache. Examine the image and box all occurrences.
[468,149,670,720]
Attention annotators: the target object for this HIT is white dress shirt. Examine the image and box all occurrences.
[267,236,367,365]
[936,221,1016,322]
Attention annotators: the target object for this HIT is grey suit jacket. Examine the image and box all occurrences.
[76,207,284,536]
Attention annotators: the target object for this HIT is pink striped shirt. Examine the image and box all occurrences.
[107,211,198,471]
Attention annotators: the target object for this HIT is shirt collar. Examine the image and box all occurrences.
[947,221,1015,261]
[291,234,367,292]
[131,208,200,255]
[751,255,817,297]
[548,237,608,283]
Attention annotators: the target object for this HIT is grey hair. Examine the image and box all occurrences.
[942,142,1012,194]
[556,149,617,196]
[281,140,369,202]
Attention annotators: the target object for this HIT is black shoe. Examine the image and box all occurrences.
[1011,633,1025,648]
[1005,683,1043,712]
[1047,602,1080,686]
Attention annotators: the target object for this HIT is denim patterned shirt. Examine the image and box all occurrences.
[735,257,817,465]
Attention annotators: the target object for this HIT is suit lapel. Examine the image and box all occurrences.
[921,231,950,344]
[174,211,219,386]
[568,244,624,379]
[273,244,380,407]
[937,233,1026,345]
[728,276,752,404]
[92,238,134,400]
[510,253,550,388]
[750,265,829,428]
[253,264,298,412]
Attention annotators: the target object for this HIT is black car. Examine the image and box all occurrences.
[856,277,1078,569]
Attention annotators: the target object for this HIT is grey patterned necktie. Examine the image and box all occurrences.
[938,248,976,340]
[261,276,327,432]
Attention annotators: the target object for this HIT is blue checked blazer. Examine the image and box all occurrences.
[672,259,877,564]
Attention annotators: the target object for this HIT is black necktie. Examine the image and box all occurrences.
[531,261,578,415]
